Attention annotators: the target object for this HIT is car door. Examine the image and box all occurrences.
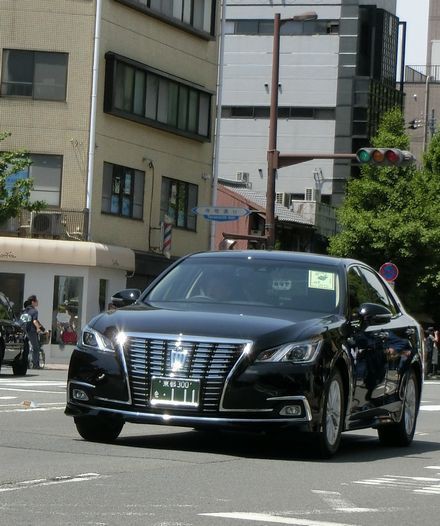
[347,265,415,414]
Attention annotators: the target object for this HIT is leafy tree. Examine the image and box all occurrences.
[328,107,440,320]
[0,131,45,224]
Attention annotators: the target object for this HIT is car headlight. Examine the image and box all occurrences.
[81,326,126,353]
[256,338,322,364]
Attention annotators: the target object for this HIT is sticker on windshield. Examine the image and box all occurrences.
[272,279,292,291]
[308,271,335,290]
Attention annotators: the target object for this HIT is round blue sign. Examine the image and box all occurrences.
[379,262,399,282]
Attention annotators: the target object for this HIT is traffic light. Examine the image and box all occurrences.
[355,148,416,167]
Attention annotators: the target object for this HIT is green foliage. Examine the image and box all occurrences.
[0,131,46,224]
[328,107,440,321]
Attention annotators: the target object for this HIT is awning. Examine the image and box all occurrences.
[0,238,135,271]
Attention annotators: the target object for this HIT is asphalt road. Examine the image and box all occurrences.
[1,367,440,526]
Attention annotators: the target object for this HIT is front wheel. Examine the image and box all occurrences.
[377,369,419,447]
[315,369,344,458]
[74,416,124,443]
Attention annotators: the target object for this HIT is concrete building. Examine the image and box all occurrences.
[0,0,219,358]
[217,0,404,242]
[404,0,440,163]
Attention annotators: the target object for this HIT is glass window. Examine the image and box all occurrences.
[99,279,108,312]
[1,49,67,101]
[160,176,198,231]
[4,154,62,206]
[105,54,211,140]
[101,162,145,220]
[52,276,83,346]
[357,266,398,314]
[114,1,215,36]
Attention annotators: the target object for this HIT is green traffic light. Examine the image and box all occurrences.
[357,149,371,163]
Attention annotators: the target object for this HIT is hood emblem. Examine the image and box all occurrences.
[170,344,188,372]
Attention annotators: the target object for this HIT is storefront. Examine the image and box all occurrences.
[0,238,135,362]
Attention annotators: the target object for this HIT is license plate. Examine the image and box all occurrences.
[150,377,200,407]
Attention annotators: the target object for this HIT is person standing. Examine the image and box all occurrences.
[425,327,435,377]
[23,295,44,369]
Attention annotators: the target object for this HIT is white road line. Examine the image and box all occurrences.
[0,381,66,386]
[0,396,16,400]
[200,513,358,526]
[0,388,63,394]
[353,474,440,494]
[0,406,65,413]
[312,490,377,513]
[0,473,102,493]
[425,466,440,470]
[419,405,440,411]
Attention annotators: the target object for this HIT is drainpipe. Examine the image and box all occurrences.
[86,0,103,241]
[210,0,227,251]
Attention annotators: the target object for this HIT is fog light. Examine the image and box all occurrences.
[72,389,89,401]
[279,404,302,416]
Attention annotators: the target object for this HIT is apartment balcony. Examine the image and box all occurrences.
[0,209,89,241]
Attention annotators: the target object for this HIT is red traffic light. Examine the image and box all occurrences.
[356,148,416,167]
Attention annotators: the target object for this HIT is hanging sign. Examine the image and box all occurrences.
[192,206,252,222]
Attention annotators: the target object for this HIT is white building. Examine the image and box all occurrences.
[218,0,403,214]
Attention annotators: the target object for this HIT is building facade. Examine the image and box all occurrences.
[217,0,403,216]
[0,0,220,356]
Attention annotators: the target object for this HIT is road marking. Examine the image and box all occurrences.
[0,380,66,386]
[419,405,440,411]
[200,513,358,526]
[0,396,16,400]
[0,388,63,394]
[0,406,65,413]
[312,490,377,513]
[353,474,440,495]
[0,473,102,493]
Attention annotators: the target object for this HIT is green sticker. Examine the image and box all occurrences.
[308,271,335,290]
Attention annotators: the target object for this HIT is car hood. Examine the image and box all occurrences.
[90,303,343,351]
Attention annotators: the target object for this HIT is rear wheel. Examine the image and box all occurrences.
[377,369,419,447]
[74,415,124,443]
[315,369,344,458]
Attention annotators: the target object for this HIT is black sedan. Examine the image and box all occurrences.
[65,251,424,457]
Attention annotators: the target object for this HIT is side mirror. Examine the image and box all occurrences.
[358,302,392,327]
[111,289,141,308]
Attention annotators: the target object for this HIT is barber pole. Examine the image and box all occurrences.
[162,217,172,259]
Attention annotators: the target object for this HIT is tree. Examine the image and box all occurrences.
[328,107,440,319]
[0,131,45,224]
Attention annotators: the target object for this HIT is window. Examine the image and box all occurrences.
[52,276,83,346]
[0,275,24,318]
[160,177,197,231]
[225,19,339,36]
[105,53,212,141]
[1,50,68,101]
[102,162,145,219]
[115,0,215,36]
[4,154,62,206]
[221,106,335,120]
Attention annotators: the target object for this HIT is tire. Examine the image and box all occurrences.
[12,358,28,376]
[377,369,419,447]
[315,368,344,458]
[74,416,124,443]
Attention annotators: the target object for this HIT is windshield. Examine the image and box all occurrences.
[145,256,342,314]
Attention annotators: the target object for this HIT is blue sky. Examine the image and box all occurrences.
[396,0,430,65]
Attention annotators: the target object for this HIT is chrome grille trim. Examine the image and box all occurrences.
[123,332,252,412]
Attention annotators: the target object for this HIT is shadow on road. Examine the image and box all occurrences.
[114,427,440,463]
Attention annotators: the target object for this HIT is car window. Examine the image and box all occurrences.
[146,257,341,313]
[357,266,399,315]
[0,293,13,321]
[347,266,398,316]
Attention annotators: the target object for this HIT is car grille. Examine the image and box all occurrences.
[125,335,247,412]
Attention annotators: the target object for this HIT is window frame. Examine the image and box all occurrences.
[1,49,68,101]
[101,161,145,220]
[104,52,213,142]
[114,0,217,39]
[160,176,198,231]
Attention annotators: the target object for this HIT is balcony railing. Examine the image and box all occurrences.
[405,65,440,83]
[0,209,89,241]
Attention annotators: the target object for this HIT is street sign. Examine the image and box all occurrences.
[192,206,252,222]
[379,262,399,282]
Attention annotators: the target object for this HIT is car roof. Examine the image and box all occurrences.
[185,250,360,269]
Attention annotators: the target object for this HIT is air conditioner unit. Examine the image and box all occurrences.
[305,188,321,202]
[31,212,64,236]
[0,216,19,233]
[275,192,285,205]
[236,171,250,183]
